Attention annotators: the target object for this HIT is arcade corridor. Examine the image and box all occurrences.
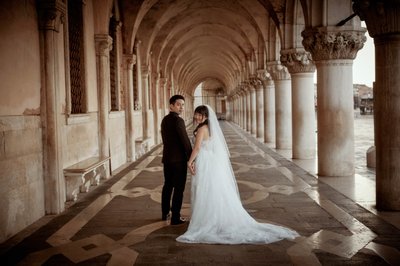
[2,119,399,265]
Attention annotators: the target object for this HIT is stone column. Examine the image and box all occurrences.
[246,88,251,132]
[353,0,400,210]
[110,20,122,109]
[160,78,168,117]
[237,94,242,126]
[123,54,136,162]
[243,90,247,130]
[302,26,366,176]
[281,49,316,159]
[240,91,246,129]
[37,0,66,214]
[250,84,257,135]
[261,76,275,144]
[153,73,161,144]
[95,35,112,159]
[268,62,292,149]
[141,66,150,139]
[134,41,143,112]
[255,73,265,139]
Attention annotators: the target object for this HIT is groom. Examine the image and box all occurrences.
[161,95,192,225]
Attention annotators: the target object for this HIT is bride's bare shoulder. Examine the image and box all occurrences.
[197,124,210,137]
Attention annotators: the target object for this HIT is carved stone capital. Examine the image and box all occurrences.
[256,69,274,87]
[37,0,66,32]
[280,49,315,73]
[123,54,136,70]
[160,78,168,87]
[353,0,400,38]
[302,26,367,61]
[266,62,290,80]
[141,65,149,77]
[95,35,113,56]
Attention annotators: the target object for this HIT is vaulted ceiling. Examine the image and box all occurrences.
[117,0,300,95]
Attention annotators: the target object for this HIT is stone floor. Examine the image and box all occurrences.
[2,114,400,265]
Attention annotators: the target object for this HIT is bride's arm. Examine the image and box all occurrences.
[187,126,207,174]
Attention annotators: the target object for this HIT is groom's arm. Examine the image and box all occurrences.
[176,117,192,160]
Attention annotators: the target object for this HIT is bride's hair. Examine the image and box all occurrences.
[193,105,209,136]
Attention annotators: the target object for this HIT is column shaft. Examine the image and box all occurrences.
[256,85,264,138]
[291,72,316,159]
[263,80,275,143]
[246,91,251,132]
[317,60,354,176]
[250,88,257,135]
[375,35,400,209]
[123,54,136,162]
[275,79,292,149]
[95,35,112,159]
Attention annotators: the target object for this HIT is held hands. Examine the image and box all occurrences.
[188,161,195,175]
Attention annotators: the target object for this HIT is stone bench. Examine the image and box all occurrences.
[135,137,151,159]
[64,156,110,201]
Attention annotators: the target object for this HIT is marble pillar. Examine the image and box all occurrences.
[302,26,366,176]
[281,49,316,159]
[95,34,112,159]
[268,62,292,149]
[153,73,160,144]
[255,74,264,139]
[241,91,246,129]
[250,85,257,135]
[123,54,136,162]
[354,0,400,210]
[37,1,66,213]
[160,78,168,117]
[246,89,251,132]
[141,66,150,139]
[262,77,275,144]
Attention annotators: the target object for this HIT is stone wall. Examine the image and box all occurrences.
[0,116,44,243]
[0,1,44,243]
[109,112,127,171]
[63,113,100,168]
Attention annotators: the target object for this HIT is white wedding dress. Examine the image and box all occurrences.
[176,105,299,244]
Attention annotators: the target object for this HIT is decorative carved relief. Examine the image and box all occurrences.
[95,35,113,56]
[267,62,290,81]
[302,27,366,61]
[257,70,273,88]
[280,49,315,73]
[37,0,66,32]
[123,54,137,70]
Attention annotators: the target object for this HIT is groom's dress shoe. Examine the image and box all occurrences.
[170,218,186,225]
[162,213,170,221]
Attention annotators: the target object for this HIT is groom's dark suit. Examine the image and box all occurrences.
[161,111,192,224]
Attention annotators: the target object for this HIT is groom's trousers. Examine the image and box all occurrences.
[162,162,187,222]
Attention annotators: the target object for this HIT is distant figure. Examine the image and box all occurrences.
[161,95,192,225]
[177,105,299,244]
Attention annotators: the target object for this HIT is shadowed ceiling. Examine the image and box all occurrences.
[119,0,295,95]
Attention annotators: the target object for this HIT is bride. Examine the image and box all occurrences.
[176,105,299,244]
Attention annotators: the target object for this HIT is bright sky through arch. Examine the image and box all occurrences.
[353,27,375,87]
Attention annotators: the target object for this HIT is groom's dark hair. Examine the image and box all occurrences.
[169,95,185,105]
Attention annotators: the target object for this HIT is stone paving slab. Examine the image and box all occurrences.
[1,121,400,265]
